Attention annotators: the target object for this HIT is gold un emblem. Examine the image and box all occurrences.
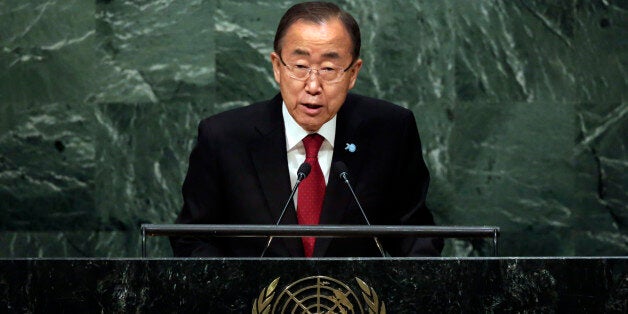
[252,275,386,314]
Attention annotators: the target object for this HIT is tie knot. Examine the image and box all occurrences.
[303,133,324,158]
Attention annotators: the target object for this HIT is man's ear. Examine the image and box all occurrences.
[270,52,281,85]
[348,58,363,90]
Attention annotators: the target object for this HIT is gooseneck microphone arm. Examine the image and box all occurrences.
[335,161,387,257]
[260,162,311,257]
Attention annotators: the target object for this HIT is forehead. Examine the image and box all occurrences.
[281,19,353,58]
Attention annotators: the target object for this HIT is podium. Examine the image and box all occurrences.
[1,225,626,311]
[0,257,626,312]
[142,224,501,257]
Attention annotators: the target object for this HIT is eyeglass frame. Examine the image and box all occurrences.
[277,53,356,83]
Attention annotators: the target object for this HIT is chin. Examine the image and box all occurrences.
[303,125,320,132]
[298,121,321,132]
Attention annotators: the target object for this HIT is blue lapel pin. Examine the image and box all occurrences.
[345,143,356,153]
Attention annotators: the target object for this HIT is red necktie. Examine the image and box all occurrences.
[297,133,325,257]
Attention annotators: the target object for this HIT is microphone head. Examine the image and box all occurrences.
[334,161,350,180]
[297,162,311,179]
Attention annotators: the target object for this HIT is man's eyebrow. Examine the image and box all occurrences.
[321,51,340,59]
[291,49,310,56]
[289,49,341,59]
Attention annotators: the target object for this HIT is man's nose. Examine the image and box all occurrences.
[304,70,322,94]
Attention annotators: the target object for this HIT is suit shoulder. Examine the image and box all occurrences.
[344,93,413,120]
[196,96,281,140]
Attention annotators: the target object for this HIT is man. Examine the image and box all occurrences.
[170,2,443,257]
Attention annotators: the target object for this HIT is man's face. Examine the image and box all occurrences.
[271,19,362,132]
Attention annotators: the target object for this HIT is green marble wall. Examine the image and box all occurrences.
[0,0,626,257]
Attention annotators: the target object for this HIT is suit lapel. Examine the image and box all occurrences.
[315,95,370,257]
[249,95,303,257]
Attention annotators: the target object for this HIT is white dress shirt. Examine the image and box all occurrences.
[282,102,336,206]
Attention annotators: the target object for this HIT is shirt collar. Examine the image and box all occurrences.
[282,101,336,151]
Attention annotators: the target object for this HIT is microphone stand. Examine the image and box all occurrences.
[337,163,387,257]
[260,163,311,257]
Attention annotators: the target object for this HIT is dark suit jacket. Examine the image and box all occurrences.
[170,93,443,257]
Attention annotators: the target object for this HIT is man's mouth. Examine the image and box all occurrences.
[301,103,323,109]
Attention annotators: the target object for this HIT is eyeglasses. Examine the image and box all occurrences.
[278,54,354,83]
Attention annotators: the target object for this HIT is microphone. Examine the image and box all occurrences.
[260,162,311,257]
[335,161,386,257]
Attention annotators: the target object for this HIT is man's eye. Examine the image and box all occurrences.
[295,64,309,69]
[321,67,336,72]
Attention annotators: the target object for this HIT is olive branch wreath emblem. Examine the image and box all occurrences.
[252,276,386,314]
